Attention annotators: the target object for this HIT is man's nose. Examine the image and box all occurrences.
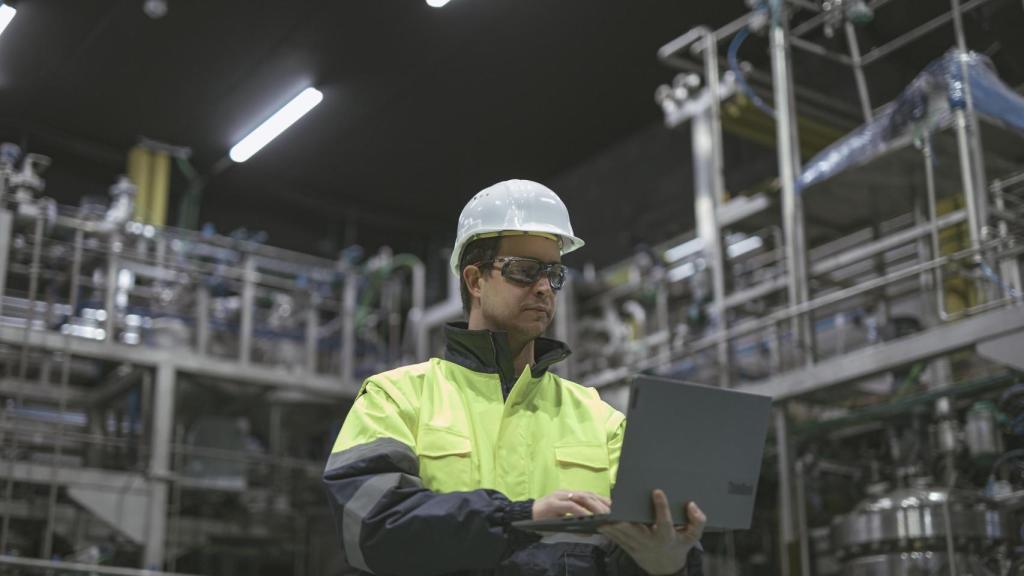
[534,275,554,296]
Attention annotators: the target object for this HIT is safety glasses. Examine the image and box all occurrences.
[474,256,568,291]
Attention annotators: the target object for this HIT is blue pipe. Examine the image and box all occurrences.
[727,24,776,118]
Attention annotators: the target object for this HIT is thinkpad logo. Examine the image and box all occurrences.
[728,481,753,496]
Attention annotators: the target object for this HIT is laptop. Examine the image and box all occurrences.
[513,375,771,533]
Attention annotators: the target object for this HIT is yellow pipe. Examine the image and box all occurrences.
[127,147,152,223]
[935,194,981,313]
[149,151,170,226]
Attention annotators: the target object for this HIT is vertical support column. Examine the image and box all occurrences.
[844,22,873,123]
[871,222,891,326]
[0,201,31,546]
[86,408,104,467]
[144,362,175,570]
[239,257,256,364]
[775,405,795,576]
[953,110,985,250]
[270,403,283,464]
[0,404,9,554]
[155,236,167,274]
[930,355,961,576]
[386,279,401,364]
[692,26,733,385]
[196,285,210,355]
[952,105,992,309]
[992,180,1023,298]
[167,424,185,574]
[43,229,84,560]
[410,262,426,321]
[693,109,730,388]
[269,402,286,510]
[305,294,319,374]
[929,356,958,480]
[105,244,118,343]
[0,209,12,318]
[769,1,814,366]
[340,274,357,389]
[921,137,952,321]
[768,321,783,373]
[16,216,44,378]
[914,195,935,302]
[139,371,153,473]
[655,279,670,361]
[794,457,811,576]
[408,261,426,361]
[702,33,726,210]
[950,0,993,318]
[950,0,989,246]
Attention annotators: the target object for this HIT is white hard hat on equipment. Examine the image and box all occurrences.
[450,179,584,277]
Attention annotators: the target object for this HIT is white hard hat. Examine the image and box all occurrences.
[450,179,585,277]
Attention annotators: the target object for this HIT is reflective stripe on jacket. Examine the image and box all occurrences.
[323,322,703,575]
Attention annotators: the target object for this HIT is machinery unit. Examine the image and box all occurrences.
[0,146,429,574]
[559,0,1024,574]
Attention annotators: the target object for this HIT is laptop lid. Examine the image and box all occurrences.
[609,376,772,531]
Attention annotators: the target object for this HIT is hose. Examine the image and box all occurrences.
[892,362,925,398]
[354,253,424,328]
[978,260,1023,301]
[989,448,1024,477]
[727,25,776,118]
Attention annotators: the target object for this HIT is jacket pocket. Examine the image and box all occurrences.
[553,442,611,497]
[417,426,475,492]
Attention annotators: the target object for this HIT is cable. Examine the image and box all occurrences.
[727,25,777,118]
[1011,413,1024,436]
[990,449,1024,478]
[978,260,1023,301]
[893,362,925,397]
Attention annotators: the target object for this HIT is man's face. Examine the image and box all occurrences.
[471,235,561,340]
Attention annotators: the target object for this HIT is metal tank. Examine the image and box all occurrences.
[832,483,1007,575]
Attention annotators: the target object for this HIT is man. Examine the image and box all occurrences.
[323,179,705,575]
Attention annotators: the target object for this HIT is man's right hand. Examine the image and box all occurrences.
[532,490,611,520]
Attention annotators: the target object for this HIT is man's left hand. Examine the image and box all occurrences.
[598,489,705,575]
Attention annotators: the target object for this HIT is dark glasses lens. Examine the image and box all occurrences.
[501,259,567,291]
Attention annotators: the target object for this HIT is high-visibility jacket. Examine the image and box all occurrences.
[323,322,703,575]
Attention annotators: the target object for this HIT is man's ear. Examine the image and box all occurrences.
[463,265,484,299]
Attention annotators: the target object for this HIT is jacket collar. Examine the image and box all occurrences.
[443,322,572,385]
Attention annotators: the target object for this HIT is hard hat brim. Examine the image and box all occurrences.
[449,229,584,277]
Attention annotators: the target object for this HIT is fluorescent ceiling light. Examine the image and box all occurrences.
[426,0,451,6]
[0,4,16,38]
[229,86,323,163]
[664,237,703,263]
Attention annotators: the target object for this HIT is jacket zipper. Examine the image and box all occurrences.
[490,336,512,401]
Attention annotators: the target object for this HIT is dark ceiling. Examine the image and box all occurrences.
[0,0,733,256]
[1,0,1022,270]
